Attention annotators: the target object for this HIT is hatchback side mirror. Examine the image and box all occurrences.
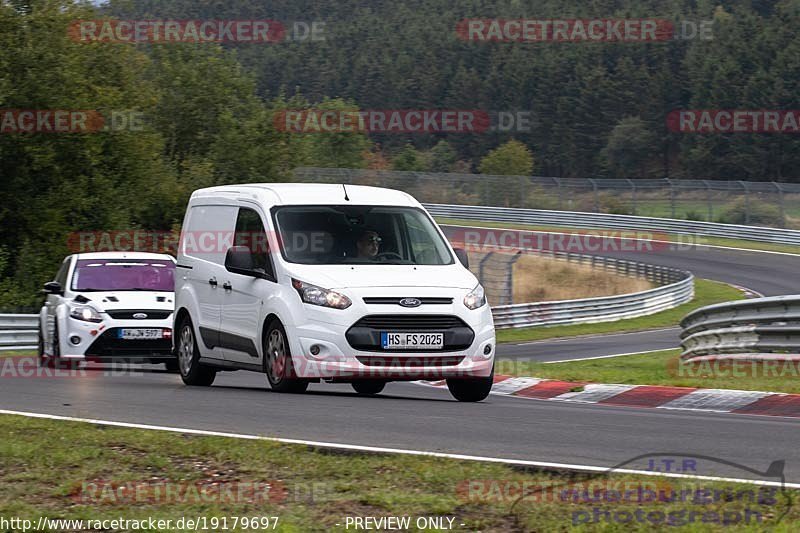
[42,281,63,295]
[225,246,257,276]
[453,247,469,269]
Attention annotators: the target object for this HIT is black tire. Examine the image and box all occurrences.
[446,368,494,402]
[263,320,308,393]
[177,316,216,386]
[41,324,61,368]
[164,359,180,373]
[351,381,386,395]
[37,327,50,368]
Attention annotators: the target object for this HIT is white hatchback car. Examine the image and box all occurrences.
[39,252,178,369]
[174,183,496,401]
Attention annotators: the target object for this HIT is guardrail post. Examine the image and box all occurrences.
[702,179,713,221]
[665,177,675,218]
[477,252,494,288]
[626,178,637,215]
[505,251,524,306]
[774,181,786,228]
[588,178,599,212]
[553,177,563,210]
[739,180,750,224]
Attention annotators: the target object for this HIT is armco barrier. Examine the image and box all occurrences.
[425,203,800,246]
[492,262,693,329]
[680,295,800,359]
[0,314,38,351]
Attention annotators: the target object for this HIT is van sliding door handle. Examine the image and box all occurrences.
[208,278,218,287]
[223,282,233,291]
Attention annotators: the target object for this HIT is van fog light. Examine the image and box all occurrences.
[484,344,492,356]
[70,336,82,346]
[310,344,321,356]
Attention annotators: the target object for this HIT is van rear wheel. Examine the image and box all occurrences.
[177,317,216,386]
[446,368,494,402]
[264,320,308,393]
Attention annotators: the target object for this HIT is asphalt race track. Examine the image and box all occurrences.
[2,367,799,483]
[3,233,800,483]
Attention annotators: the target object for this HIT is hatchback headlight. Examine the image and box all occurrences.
[292,279,352,310]
[69,305,103,323]
[463,284,486,310]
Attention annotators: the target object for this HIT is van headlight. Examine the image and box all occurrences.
[69,305,104,323]
[463,284,486,310]
[292,279,352,310]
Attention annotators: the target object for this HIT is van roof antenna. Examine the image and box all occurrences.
[342,183,350,201]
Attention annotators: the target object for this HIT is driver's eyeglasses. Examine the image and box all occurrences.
[362,237,382,244]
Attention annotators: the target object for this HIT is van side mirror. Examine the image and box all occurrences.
[225,246,257,276]
[42,281,63,295]
[453,248,469,269]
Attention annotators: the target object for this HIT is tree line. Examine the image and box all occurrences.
[1,0,799,307]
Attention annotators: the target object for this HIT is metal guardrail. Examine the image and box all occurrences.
[0,314,38,352]
[489,248,694,329]
[426,204,800,246]
[680,296,800,359]
[294,167,800,227]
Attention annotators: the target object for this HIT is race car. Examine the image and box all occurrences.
[38,252,178,369]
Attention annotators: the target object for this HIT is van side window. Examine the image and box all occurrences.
[234,208,274,280]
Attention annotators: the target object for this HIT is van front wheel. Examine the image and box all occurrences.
[446,370,494,402]
[264,321,308,394]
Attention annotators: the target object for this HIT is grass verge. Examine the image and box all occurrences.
[0,350,35,358]
[497,349,800,395]
[497,279,744,344]
[436,217,800,255]
[0,414,797,531]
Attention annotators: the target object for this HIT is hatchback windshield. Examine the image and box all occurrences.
[273,206,454,265]
[71,260,176,292]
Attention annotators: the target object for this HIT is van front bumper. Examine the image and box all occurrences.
[285,310,495,381]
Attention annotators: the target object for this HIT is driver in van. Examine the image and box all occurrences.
[356,230,382,260]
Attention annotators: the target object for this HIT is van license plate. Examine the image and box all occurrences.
[118,329,163,340]
[381,332,444,350]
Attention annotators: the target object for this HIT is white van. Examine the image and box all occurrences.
[173,183,495,401]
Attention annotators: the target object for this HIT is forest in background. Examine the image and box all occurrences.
[2,0,800,306]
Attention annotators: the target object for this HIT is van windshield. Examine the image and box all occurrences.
[273,206,454,265]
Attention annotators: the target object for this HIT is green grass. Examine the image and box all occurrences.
[498,349,800,395]
[496,279,745,344]
[1,414,797,532]
[436,217,800,255]
[0,350,35,358]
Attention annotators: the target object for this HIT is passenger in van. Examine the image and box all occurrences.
[356,230,382,260]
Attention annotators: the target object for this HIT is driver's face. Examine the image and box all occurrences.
[357,232,381,258]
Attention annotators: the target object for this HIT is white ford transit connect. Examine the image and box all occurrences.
[173,183,495,401]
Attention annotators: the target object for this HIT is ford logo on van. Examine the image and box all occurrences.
[133,313,148,319]
[399,298,422,308]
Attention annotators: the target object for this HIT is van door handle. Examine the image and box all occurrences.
[208,278,218,287]
[223,282,233,291]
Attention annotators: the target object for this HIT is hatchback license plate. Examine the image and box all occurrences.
[381,332,444,350]
[118,329,163,340]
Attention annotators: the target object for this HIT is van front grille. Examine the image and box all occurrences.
[352,315,466,330]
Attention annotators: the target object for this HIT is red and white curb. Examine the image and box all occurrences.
[418,375,800,418]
